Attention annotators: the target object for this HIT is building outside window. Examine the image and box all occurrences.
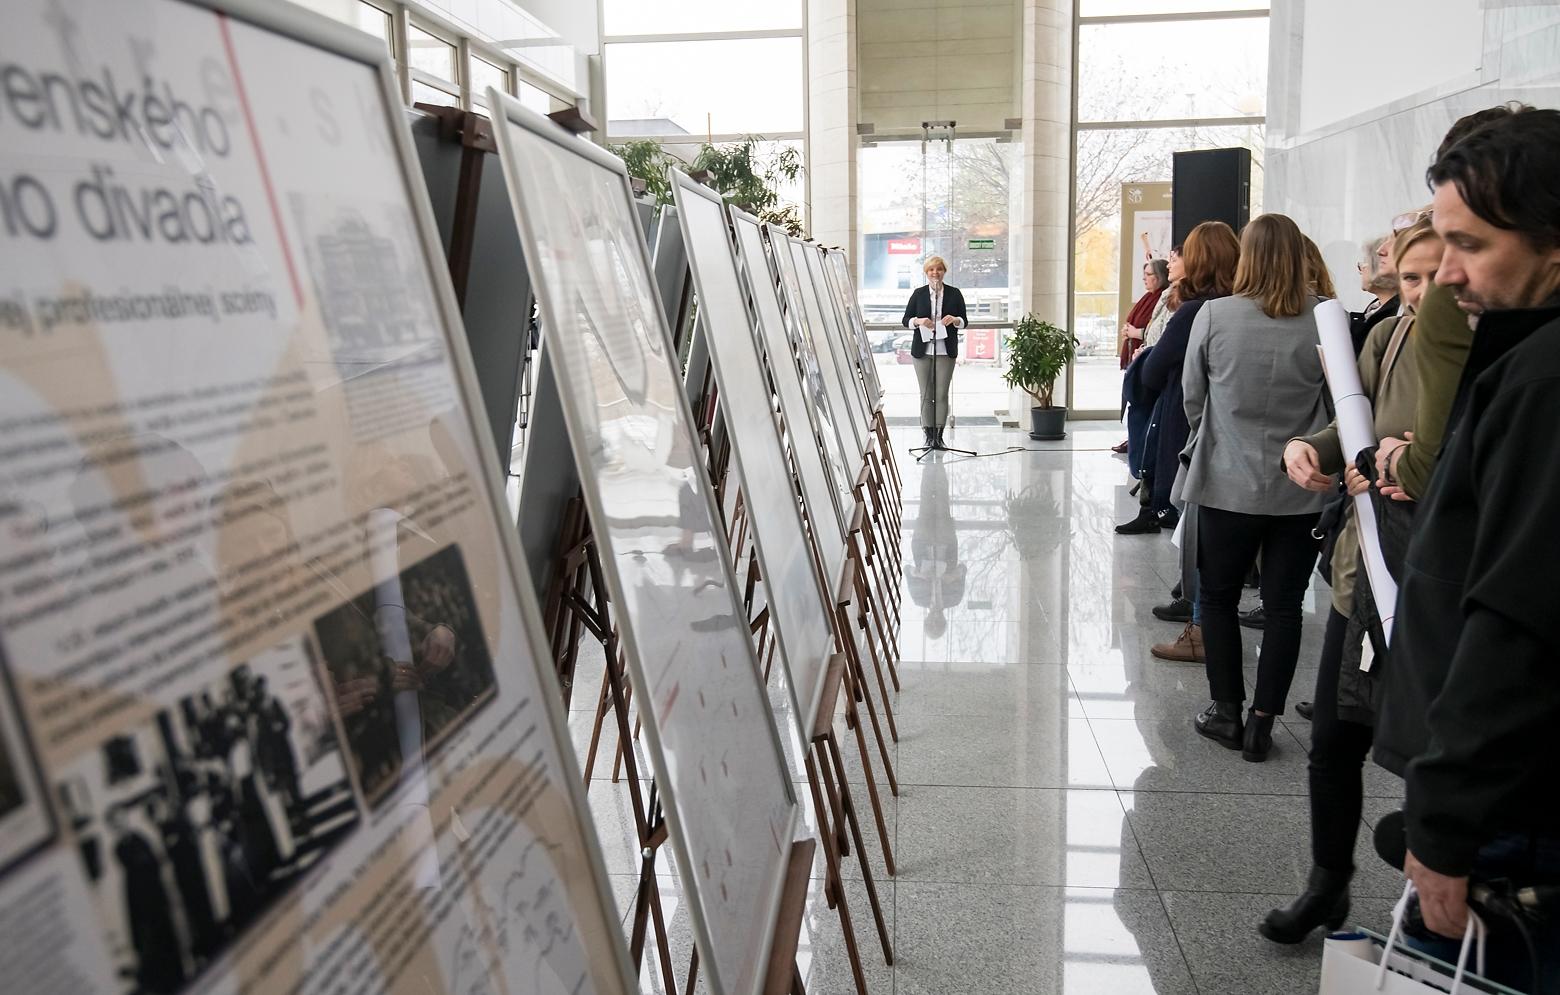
[1068,4,1269,414]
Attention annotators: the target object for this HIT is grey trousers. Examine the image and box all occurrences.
[914,354,955,428]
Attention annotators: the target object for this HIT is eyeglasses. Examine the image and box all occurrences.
[1392,208,1433,232]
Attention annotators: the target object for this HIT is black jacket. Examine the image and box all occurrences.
[901,284,967,359]
[1139,296,1210,511]
[1373,303,1560,876]
[1350,295,1400,355]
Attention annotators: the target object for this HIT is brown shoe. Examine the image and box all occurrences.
[1151,624,1204,663]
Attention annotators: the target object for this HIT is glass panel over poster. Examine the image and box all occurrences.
[801,244,872,428]
[823,249,883,405]
[785,238,869,457]
[670,174,832,739]
[729,213,850,577]
[486,93,799,995]
[770,234,865,487]
[0,2,633,993]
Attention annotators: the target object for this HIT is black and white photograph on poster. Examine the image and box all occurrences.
[0,645,54,879]
[313,543,498,810]
[53,637,360,995]
[289,193,454,444]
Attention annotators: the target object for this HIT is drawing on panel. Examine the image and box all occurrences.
[290,196,454,443]
[53,637,360,994]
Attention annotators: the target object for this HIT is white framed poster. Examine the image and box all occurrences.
[669,172,834,741]
[770,232,866,487]
[0,2,634,993]
[822,248,884,406]
[800,242,874,432]
[487,91,801,995]
[730,212,851,583]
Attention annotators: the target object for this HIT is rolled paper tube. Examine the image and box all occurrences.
[1313,300,1398,645]
[368,506,442,887]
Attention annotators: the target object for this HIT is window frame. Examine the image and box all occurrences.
[1063,5,1269,418]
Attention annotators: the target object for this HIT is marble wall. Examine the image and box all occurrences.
[1265,0,1560,308]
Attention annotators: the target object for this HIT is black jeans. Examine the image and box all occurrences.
[1308,608,1375,871]
[1198,506,1319,715]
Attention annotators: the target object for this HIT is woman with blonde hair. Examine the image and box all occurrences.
[1262,215,1441,942]
[1180,213,1331,760]
[901,255,968,448]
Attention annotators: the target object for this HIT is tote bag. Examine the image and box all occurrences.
[1319,883,1517,995]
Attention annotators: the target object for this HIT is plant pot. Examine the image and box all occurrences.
[1029,405,1067,440]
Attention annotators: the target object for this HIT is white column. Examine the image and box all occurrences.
[1009,0,1073,419]
[807,0,859,268]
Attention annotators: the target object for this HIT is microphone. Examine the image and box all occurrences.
[1374,809,1408,870]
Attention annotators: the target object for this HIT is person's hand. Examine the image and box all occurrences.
[390,662,423,693]
[419,624,456,672]
[1376,432,1416,502]
[916,317,935,330]
[940,315,959,327]
[1283,440,1333,492]
[1125,324,1144,340]
[332,676,378,717]
[1406,850,1470,938]
[1343,465,1370,497]
[1378,482,1416,502]
[1376,432,1411,480]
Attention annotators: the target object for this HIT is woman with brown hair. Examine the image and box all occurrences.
[1261,215,1440,943]
[1180,213,1331,761]
[1118,222,1240,537]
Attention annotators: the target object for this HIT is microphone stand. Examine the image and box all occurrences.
[909,319,975,462]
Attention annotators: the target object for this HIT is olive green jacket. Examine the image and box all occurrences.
[1298,313,1420,615]
[1392,282,1474,499]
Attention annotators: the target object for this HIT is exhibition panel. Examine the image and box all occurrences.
[670,172,835,738]
[0,2,634,994]
[487,91,801,995]
[730,212,852,581]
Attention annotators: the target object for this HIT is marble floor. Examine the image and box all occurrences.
[568,419,1406,994]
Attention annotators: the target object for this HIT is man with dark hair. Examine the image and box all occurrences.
[1433,100,1533,162]
[1373,105,1560,989]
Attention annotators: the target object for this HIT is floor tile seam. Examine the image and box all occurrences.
[895,783,1125,798]
[1150,886,1208,995]
[893,880,1165,897]
[887,872,1158,889]
[1116,785,1406,798]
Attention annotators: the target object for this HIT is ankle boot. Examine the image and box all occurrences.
[1260,866,1352,944]
[1115,507,1161,535]
[934,427,945,447]
[923,427,934,446]
[1242,709,1276,762]
[1194,701,1244,749]
[1151,623,1204,662]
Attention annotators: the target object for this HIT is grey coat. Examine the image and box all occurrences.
[1179,295,1331,517]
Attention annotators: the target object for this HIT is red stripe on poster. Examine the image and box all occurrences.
[217,14,305,310]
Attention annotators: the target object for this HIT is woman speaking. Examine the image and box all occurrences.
[901,255,968,447]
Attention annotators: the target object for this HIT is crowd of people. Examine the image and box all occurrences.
[1110,104,1560,990]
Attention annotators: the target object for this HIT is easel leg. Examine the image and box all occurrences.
[582,658,613,787]
[833,648,898,879]
[838,604,899,797]
[827,725,896,956]
[805,747,869,995]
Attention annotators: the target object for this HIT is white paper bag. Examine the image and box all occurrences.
[1318,883,1490,995]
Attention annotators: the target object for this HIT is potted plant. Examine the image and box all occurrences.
[1003,314,1078,440]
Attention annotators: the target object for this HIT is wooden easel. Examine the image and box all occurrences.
[534,495,680,991]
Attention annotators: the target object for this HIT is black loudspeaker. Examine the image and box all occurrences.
[1172,148,1252,247]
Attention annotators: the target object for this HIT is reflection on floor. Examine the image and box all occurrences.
[568,420,1405,995]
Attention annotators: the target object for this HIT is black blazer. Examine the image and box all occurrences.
[901,284,967,359]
